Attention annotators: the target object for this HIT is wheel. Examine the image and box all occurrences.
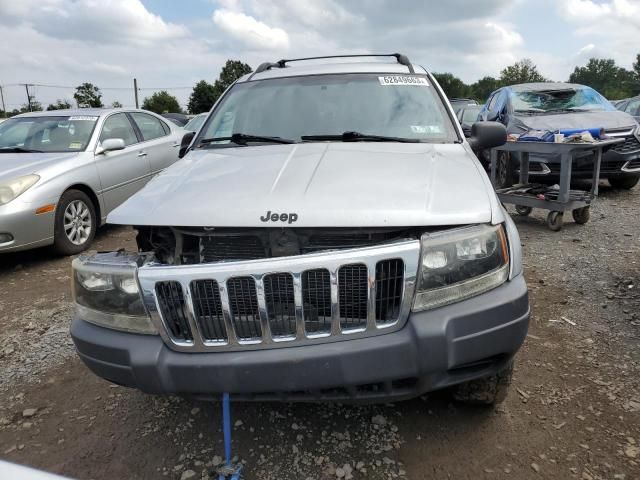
[53,190,97,255]
[453,361,514,406]
[546,211,563,231]
[515,205,532,216]
[609,176,639,190]
[572,206,590,225]
[495,151,514,189]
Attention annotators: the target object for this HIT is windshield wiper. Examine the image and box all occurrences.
[301,131,420,143]
[0,147,43,153]
[199,133,295,146]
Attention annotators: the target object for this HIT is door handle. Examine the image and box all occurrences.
[137,151,148,157]
[171,143,180,148]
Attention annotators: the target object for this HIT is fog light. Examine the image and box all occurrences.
[0,233,14,243]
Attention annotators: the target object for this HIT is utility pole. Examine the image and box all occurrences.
[24,84,32,111]
[133,78,139,108]
[0,85,6,117]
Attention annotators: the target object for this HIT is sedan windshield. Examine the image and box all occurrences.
[183,114,207,133]
[198,73,457,145]
[511,87,615,114]
[0,115,98,153]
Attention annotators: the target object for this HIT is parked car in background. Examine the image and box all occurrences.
[161,112,189,127]
[478,83,640,189]
[70,54,529,407]
[0,108,186,254]
[613,95,640,123]
[449,98,478,116]
[456,104,483,137]
[182,112,208,133]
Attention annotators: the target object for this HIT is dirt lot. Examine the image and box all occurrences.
[0,186,639,480]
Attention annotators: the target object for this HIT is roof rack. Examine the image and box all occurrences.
[248,53,414,80]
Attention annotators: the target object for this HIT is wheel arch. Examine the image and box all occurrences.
[62,184,102,224]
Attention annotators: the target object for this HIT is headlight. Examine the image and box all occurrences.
[0,174,40,206]
[413,224,509,311]
[72,253,157,334]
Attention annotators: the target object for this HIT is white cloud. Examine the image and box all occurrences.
[558,0,640,67]
[212,8,290,51]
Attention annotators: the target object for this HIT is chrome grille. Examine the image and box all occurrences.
[191,279,227,342]
[155,281,192,341]
[141,240,420,352]
[301,269,332,334]
[611,135,640,154]
[375,258,404,324]
[264,273,296,337]
[227,277,261,340]
[338,264,368,330]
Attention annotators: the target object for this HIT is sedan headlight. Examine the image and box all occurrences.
[0,174,40,206]
[413,224,509,311]
[72,253,157,334]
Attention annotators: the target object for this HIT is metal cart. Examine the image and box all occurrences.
[489,139,622,231]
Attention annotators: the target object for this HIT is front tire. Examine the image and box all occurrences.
[453,361,514,406]
[495,151,514,189]
[53,190,97,255]
[609,176,639,190]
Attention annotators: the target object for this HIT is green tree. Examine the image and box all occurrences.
[499,59,547,85]
[432,73,470,99]
[46,99,73,111]
[470,76,502,103]
[187,80,217,114]
[74,83,103,108]
[569,58,635,99]
[142,91,181,114]
[111,101,123,108]
[212,59,252,99]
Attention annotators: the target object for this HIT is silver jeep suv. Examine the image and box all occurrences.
[70,54,529,405]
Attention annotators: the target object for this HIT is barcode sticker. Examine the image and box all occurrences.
[378,76,429,86]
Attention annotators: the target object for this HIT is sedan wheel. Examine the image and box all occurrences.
[53,190,97,255]
[64,200,92,245]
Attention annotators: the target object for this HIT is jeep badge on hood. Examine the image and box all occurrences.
[260,210,299,224]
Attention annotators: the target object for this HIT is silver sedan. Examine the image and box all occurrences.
[0,108,186,254]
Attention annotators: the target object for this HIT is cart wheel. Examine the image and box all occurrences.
[546,211,564,231]
[572,206,590,224]
[515,205,532,216]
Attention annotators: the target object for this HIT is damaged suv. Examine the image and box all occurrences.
[70,54,530,405]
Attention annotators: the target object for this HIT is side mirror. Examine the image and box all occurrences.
[467,121,507,151]
[97,138,125,154]
[179,131,195,159]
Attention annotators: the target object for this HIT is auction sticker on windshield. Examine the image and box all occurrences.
[69,116,99,121]
[378,76,429,86]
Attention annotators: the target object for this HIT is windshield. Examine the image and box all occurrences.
[461,107,481,123]
[184,114,207,133]
[511,87,615,114]
[198,73,457,145]
[0,115,98,152]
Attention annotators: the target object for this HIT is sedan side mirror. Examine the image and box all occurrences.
[467,121,507,151]
[97,138,125,154]
[179,131,195,159]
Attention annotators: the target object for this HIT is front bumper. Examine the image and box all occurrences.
[71,275,529,402]
[0,200,55,252]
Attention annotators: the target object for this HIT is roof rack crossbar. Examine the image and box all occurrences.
[248,53,415,79]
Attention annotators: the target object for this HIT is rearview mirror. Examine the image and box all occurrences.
[467,121,507,151]
[179,131,195,159]
[97,138,125,154]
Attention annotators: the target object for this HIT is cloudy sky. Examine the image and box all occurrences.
[0,0,638,111]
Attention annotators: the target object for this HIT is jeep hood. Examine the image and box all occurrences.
[108,142,495,227]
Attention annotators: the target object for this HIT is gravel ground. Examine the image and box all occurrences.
[0,184,638,480]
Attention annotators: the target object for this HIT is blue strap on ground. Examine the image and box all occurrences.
[218,392,243,480]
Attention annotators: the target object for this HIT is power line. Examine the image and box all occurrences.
[1,83,194,90]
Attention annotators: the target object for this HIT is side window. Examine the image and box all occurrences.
[130,113,167,141]
[160,119,171,135]
[100,113,138,146]
[625,99,640,116]
[487,92,500,111]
